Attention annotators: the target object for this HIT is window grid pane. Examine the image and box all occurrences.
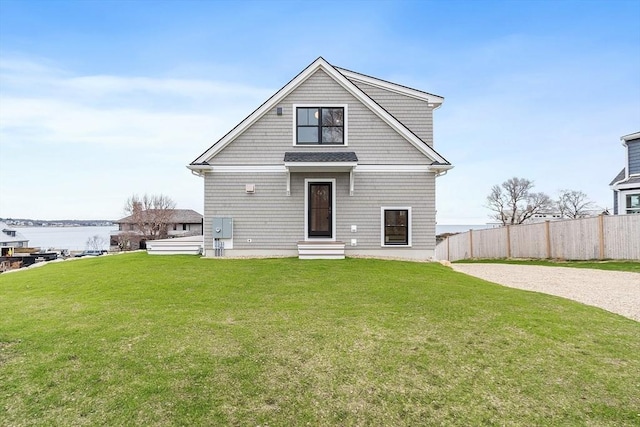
[384,210,408,245]
[626,193,640,214]
[296,107,344,145]
[297,108,318,126]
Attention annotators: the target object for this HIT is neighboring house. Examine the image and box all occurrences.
[529,212,564,223]
[188,57,452,260]
[0,221,29,248]
[610,131,640,215]
[110,209,203,250]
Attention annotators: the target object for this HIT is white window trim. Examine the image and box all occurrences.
[304,178,337,241]
[380,207,412,247]
[293,104,348,146]
[618,189,640,215]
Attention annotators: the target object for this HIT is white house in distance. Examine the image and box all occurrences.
[610,131,640,215]
[188,57,452,260]
[0,221,29,249]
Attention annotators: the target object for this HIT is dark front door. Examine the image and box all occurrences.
[308,182,332,238]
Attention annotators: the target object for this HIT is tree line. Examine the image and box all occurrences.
[487,177,601,226]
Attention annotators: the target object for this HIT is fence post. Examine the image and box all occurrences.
[506,225,511,258]
[447,236,450,261]
[598,214,605,260]
[469,229,474,259]
[545,221,551,259]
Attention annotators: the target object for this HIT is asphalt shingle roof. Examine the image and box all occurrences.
[116,209,203,224]
[284,152,358,163]
[623,176,640,185]
[610,168,626,186]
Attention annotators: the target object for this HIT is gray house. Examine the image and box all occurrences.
[0,221,29,248]
[188,58,452,260]
[610,131,640,215]
[110,209,203,250]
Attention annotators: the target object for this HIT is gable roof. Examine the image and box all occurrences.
[115,209,203,224]
[190,57,451,168]
[335,66,444,105]
[610,168,625,186]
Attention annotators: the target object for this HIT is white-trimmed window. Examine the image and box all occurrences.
[293,104,347,145]
[623,191,640,214]
[381,207,412,246]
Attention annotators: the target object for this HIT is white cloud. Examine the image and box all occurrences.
[0,57,273,219]
[0,57,273,149]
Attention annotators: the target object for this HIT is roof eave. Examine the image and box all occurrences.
[621,131,640,144]
[335,67,444,105]
[285,161,358,173]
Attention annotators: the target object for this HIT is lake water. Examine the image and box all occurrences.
[15,226,118,251]
[13,224,488,251]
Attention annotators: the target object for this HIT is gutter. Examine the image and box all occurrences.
[187,164,213,178]
[429,163,453,178]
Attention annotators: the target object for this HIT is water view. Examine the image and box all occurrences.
[16,226,118,251]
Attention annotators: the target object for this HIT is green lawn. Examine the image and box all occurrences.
[454,258,640,273]
[1,254,638,426]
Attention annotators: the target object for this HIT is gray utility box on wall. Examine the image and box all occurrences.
[213,217,233,239]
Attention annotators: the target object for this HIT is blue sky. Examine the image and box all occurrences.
[1,0,638,224]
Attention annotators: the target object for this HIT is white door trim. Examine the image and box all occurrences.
[304,178,337,241]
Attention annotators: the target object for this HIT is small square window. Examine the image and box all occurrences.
[295,106,345,145]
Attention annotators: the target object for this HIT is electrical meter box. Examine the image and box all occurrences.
[213,217,233,239]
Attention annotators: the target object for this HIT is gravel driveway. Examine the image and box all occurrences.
[451,264,640,322]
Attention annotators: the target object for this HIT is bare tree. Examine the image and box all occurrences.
[114,231,136,251]
[86,235,107,251]
[556,189,595,219]
[123,194,176,240]
[486,177,553,225]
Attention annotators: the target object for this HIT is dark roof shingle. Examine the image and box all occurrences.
[284,152,358,163]
[116,209,202,224]
[610,168,626,186]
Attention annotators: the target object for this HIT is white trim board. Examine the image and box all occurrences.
[188,164,449,173]
[380,206,412,247]
[304,178,337,242]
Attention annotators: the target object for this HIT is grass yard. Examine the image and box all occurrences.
[1,253,639,426]
[454,258,640,273]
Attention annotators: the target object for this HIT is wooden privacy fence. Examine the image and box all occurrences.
[435,215,640,261]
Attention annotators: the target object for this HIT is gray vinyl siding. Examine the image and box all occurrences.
[628,139,640,175]
[211,69,431,166]
[613,191,618,215]
[349,81,434,146]
[203,170,436,252]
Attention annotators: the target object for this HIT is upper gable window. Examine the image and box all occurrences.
[295,106,345,145]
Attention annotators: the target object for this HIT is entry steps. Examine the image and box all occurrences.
[297,241,345,260]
